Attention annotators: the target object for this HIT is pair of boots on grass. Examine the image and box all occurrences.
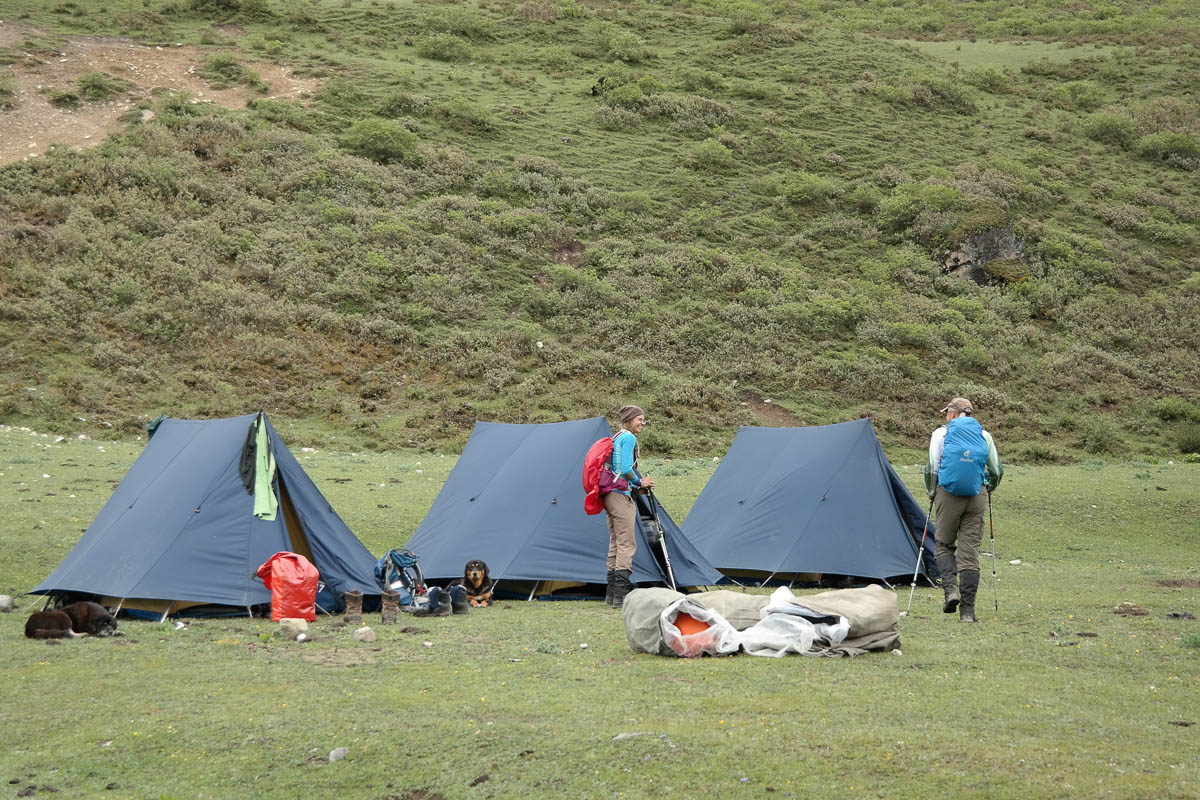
[411,585,470,617]
[937,553,979,623]
[343,589,396,626]
[341,586,469,625]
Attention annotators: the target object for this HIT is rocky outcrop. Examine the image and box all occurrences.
[943,224,1029,284]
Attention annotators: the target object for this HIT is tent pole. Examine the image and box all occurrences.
[526,582,536,602]
[159,601,174,624]
[246,606,253,619]
[114,598,124,615]
[42,595,53,611]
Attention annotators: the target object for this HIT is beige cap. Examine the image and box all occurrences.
[940,397,974,414]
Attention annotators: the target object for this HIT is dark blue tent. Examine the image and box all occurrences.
[682,419,936,583]
[31,413,380,615]
[404,418,720,593]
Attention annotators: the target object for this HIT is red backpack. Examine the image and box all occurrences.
[581,434,619,515]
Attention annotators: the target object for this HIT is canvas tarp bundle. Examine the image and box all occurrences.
[624,585,901,657]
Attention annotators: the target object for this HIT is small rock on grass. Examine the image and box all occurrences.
[0,595,14,612]
[280,618,308,639]
[352,626,376,642]
[329,747,348,762]
[1114,602,1148,616]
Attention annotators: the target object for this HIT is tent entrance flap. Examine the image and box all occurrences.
[277,476,315,565]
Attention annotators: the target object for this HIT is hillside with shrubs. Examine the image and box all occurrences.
[1,0,1198,460]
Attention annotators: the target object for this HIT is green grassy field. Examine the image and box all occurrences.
[1,424,1197,799]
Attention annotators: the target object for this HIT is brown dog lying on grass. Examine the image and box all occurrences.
[448,559,494,607]
[24,601,118,639]
[25,610,80,639]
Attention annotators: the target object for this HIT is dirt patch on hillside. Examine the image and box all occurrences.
[0,22,319,167]
[1157,579,1200,588]
[742,391,806,426]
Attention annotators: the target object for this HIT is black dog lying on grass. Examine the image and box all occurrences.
[61,601,118,637]
[24,601,117,639]
[448,559,495,607]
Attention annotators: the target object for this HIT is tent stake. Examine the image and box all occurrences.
[526,582,536,602]
[246,606,253,619]
[159,601,174,624]
[114,598,124,616]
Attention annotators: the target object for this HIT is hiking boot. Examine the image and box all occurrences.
[936,553,959,614]
[959,570,980,623]
[605,570,616,606]
[611,569,633,609]
[412,587,451,617]
[380,589,399,624]
[343,590,363,625]
[450,585,470,615]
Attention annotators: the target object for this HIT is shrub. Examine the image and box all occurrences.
[1053,81,1104,112]
[76,71,130,100]
[1079,417,1121,454]
[1154,397,1200,422]
[686,138,735,172]
[536,45,575,72]
[1136,132,1200,166]
[680,69,726,94]
[1177,424,1200,454]
[1082,113,1137,148]
[416,33,473,62]
[45,87,81,108]
[779,171,837,206]
[339,117,421,165]
[200,54,263,91]
[436,97,496,132]
[594,105,641,130]
[877,182,966,234]
[962,66,1008,93]
[609,31,646,63]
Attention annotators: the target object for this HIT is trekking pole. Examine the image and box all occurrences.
[645,488,677,591]
[903,498,935,616]
[988,490,998,611]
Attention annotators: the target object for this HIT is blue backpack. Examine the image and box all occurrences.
[938,416,988,496]
[374,549,427,606]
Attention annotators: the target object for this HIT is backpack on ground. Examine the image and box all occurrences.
[582,433,622,515]
[374,548,427,606]
[938,416,988,496]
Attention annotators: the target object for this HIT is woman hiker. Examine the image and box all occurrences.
[604,405,653,609]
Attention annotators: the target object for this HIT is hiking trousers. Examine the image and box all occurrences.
[933,487,987,573]
[604,492,637,572]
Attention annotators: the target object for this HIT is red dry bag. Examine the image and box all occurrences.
[256,551,320,621]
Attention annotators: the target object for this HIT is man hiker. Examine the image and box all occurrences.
[924,397,1003,623]
[604,405,653,609]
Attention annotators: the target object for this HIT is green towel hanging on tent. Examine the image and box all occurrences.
[253,413,278,521]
